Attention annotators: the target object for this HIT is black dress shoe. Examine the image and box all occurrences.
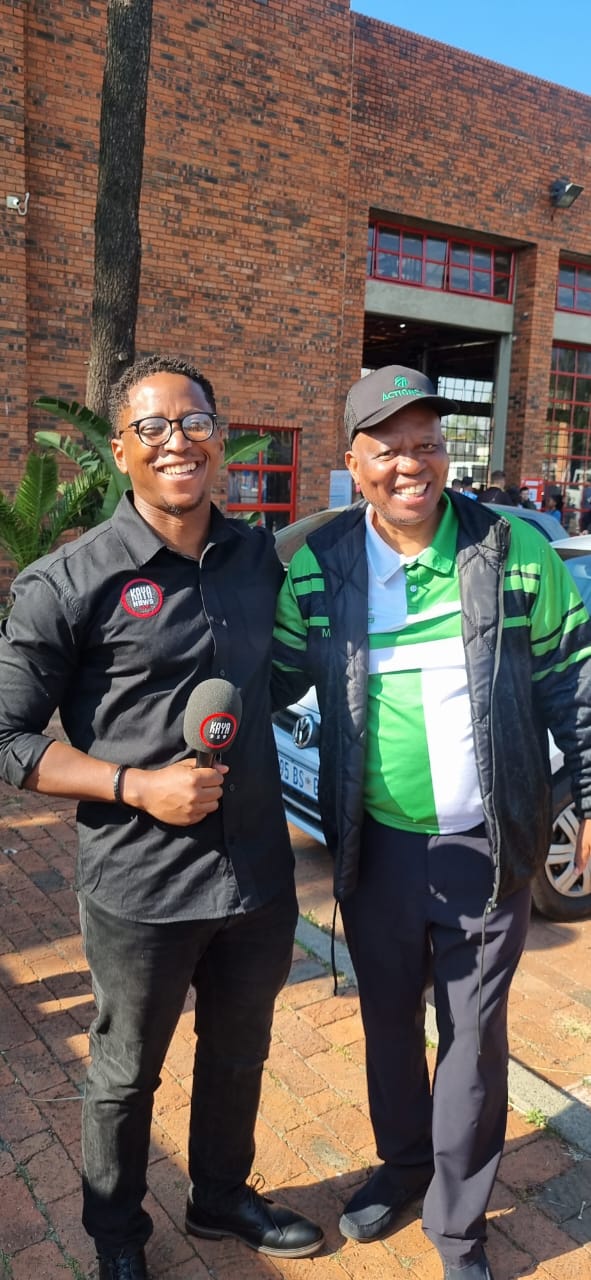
[97,1248,148,1280]
[339,1162,433,1242]
[443,1248,495,1279]
[185,1184,324,1257]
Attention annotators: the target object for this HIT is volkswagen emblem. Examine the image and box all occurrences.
[292,714,315,749]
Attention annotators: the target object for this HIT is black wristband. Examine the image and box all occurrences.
[113,764,127,805]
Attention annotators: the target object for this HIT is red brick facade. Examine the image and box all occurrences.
[2,0,591,596]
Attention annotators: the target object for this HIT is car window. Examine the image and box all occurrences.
[563,556,591,613]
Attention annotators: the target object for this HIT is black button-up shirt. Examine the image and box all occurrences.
[0,495,293,921]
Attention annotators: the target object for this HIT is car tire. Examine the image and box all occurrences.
[531,769,591,921]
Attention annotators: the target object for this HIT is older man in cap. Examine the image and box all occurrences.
[272,365,591,1280]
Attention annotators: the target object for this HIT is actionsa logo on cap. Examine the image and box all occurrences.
[345,365,458,444]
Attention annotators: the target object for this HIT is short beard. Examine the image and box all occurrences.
[373,502,424,527]
[164,493,205,517]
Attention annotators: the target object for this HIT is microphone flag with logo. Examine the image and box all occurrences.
[183,678,242,767]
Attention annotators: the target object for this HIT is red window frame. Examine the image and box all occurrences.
[226,425,298,528]
[556,261,591,315]
[367,223,514,303]
[545,343,591,530]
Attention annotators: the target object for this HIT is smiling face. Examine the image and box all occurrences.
[111,371,224,547]
[345,403,449,553]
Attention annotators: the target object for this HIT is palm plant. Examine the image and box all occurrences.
[34,397,130,522]
[0,451,110,575]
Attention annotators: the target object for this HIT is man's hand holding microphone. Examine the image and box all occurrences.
[118,679,242,825]
[24,679,242,826]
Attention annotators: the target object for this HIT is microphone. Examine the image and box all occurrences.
[183,678,242,767]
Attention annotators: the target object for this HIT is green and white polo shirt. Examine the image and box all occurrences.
[364,496,483,834]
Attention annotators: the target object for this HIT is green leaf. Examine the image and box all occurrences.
[34,397,111,437]
[98,473,131,520]
[13,452,59,525]
[47,469,114,544]
[0,496,34,571]
[224,433,273,465]
[0,453,64,571]
[34,430,103,474]
[34,396,129,498]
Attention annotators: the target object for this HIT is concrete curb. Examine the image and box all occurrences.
[295,914,591,1158]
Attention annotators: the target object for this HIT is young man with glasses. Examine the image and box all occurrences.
[0,355,323,1279]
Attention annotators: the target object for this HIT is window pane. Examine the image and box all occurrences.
[401,234,422,256]
[576,350,591,375]
[579,269,591,290]
[367,226,375,248]
[555,347,576,372]
[575,290,591,313]
[559,265,576,286]
[377,230,399,251]
[450,266,470,291]
[227,470,260,505]
[556,374,574,399]
[265,511,290,532]
[557,286,575,308]
[425,262,444,288]
[377,252,399,278]
[266,432,293,464]
[472,271,491,294]
[575,378,591,403]
[451,244,470,266]
[228,427,258,444]
[493,276,510,300]
[401,256,423,283]
[426,237,447,261]
[473,248,491,269]
[574,405,591,431]
[495,251,512,272]
[263,472,291,503]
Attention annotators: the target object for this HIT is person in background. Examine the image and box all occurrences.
[0,355,323,1280]
[272,363,591,1280]
[579,475,591,532]
[460,475,478,500]
[479,470,507,504]
[518,485,536,509]
[450,478,463,492]
[547,493,564,525]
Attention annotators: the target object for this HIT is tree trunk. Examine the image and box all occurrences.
[85,0,153,420]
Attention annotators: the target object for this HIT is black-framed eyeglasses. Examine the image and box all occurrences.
[118,412,218,447]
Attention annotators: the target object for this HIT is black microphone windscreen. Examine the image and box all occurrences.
[183,678,242,756]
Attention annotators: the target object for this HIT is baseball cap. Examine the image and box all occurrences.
[345,365,458,445]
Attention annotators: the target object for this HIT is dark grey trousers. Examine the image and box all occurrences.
[79,890,298,1259]
[340,815,531,1266]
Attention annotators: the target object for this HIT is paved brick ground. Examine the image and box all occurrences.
[1,784,590,1278]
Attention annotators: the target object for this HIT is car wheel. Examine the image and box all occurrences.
[531,771,591,921]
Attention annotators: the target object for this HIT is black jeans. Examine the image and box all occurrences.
[79,890,298,1259]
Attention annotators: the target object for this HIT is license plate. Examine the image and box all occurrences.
[277,752,318,800]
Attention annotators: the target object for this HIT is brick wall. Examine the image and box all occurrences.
[2,2,591,599]
[345,16,591,487]
[1,1,29,498]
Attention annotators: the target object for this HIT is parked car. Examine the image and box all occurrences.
[273,505,591,922]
